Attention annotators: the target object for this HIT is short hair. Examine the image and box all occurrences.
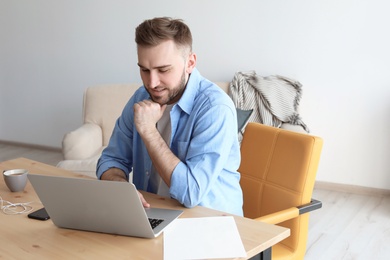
[135,17,193,52]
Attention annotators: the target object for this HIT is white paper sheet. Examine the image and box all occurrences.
[163,216,246,260]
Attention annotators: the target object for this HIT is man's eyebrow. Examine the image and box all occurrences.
[137,63,171,70]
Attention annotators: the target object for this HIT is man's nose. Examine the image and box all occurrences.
[149,71,160,88]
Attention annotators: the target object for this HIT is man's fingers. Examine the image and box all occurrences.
[138,191,151,208]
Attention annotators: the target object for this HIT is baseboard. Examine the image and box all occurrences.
[0,140,62,153]
[315,181,390,196]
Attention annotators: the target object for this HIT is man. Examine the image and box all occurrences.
[97,17,243,216]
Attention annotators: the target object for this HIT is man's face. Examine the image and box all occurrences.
[137,40,196,105]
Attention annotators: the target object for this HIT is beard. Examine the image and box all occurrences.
[146,69,187,105]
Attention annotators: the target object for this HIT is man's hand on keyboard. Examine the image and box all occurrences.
[138,191,150,208]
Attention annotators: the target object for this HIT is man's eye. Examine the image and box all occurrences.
[159,69,170,73]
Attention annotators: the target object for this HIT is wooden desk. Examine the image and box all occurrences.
[0,158,289,259]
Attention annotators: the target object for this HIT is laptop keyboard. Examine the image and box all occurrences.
[148,218,164,229]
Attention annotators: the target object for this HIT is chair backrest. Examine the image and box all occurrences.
[83,84,141,146]
[239,122,323,259]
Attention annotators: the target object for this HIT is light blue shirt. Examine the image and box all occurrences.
[97,68,243,216]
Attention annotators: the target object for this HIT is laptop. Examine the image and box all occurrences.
[27,174,183,238]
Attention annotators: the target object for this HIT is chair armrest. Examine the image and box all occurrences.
[253,199,322,225]
[254,207,299,225]
[297,199,322,214]
[62,123,103,160]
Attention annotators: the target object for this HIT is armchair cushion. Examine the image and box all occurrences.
[56,151,103,179]
[62,123,102,160]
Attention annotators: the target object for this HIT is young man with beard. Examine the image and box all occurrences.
[97,17,243,216]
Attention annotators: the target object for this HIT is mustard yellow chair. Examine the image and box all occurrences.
[239,122,323,260]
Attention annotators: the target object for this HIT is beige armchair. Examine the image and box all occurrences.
[57,84,141,177]
[57,83,230,177]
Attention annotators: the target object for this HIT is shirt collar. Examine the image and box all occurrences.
[176,67,202,115]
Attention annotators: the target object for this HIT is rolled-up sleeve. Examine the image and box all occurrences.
[96,103,134,180]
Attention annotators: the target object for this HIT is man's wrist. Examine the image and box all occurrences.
[101,168,127,182]
[139,126,160,142]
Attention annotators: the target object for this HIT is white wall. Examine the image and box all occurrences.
[1,0,390,190]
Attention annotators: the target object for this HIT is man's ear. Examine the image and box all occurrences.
[186,52,197,74]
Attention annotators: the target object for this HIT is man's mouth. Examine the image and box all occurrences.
[150,87,166,95]
[149,88,168,102]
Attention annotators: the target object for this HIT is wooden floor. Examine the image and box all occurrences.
[307,189,390,259]
[1,142,390,259]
